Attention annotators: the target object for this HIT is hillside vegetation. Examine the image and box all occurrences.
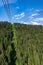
[0,22,43,65]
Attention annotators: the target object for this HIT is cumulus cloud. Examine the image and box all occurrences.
[31,21,40,25]
[18,12,43,25]
[12,12,25,20]
[17,12,43,25]
[20,21,30,25]
[32,18,43,25]
[28,12,43,25]
[34,18,43,21]
[29,13,39,19]
[31,13,39,17]
[12,9,43,25]
[30,17,43,25]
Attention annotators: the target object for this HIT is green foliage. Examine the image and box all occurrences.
[14,23,43,65]
[0,22,12,65]
[0,22,43,65]
[11,24,18,65]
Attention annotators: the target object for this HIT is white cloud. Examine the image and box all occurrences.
[12,12,25,20]
[19,21,40,25]
[27,12,43,25]
[29,17,43,25]
[18,12,43,25]
[34,18,43,21]
[20,12,25,17]
[20,21,30,25]
[31,13,39,17]
[31,21,40,25]
[12,10,43,25]
[29,13,39,18]
[29,13,39,20]
[14,14,20,17]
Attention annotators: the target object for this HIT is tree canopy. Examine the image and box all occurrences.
[0,22,43,65]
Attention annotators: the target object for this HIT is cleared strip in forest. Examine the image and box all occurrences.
[11,24,19,65]
[12,24,17,48]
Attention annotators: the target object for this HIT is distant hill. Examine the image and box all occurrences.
[0,22,43,65]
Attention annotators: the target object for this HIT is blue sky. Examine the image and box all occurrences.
[0,0,43,25]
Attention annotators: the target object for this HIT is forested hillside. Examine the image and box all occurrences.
[14,23,43,65]
[0,22,43,65]
[0,22,14,65]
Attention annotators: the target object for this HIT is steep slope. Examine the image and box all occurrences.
[0,22,18,65]
[0,22,12,65]
[0,22,43,65]
[14,23,43,65]
[11,24,18,65]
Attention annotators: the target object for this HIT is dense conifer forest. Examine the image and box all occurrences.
[0,22,43,65]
